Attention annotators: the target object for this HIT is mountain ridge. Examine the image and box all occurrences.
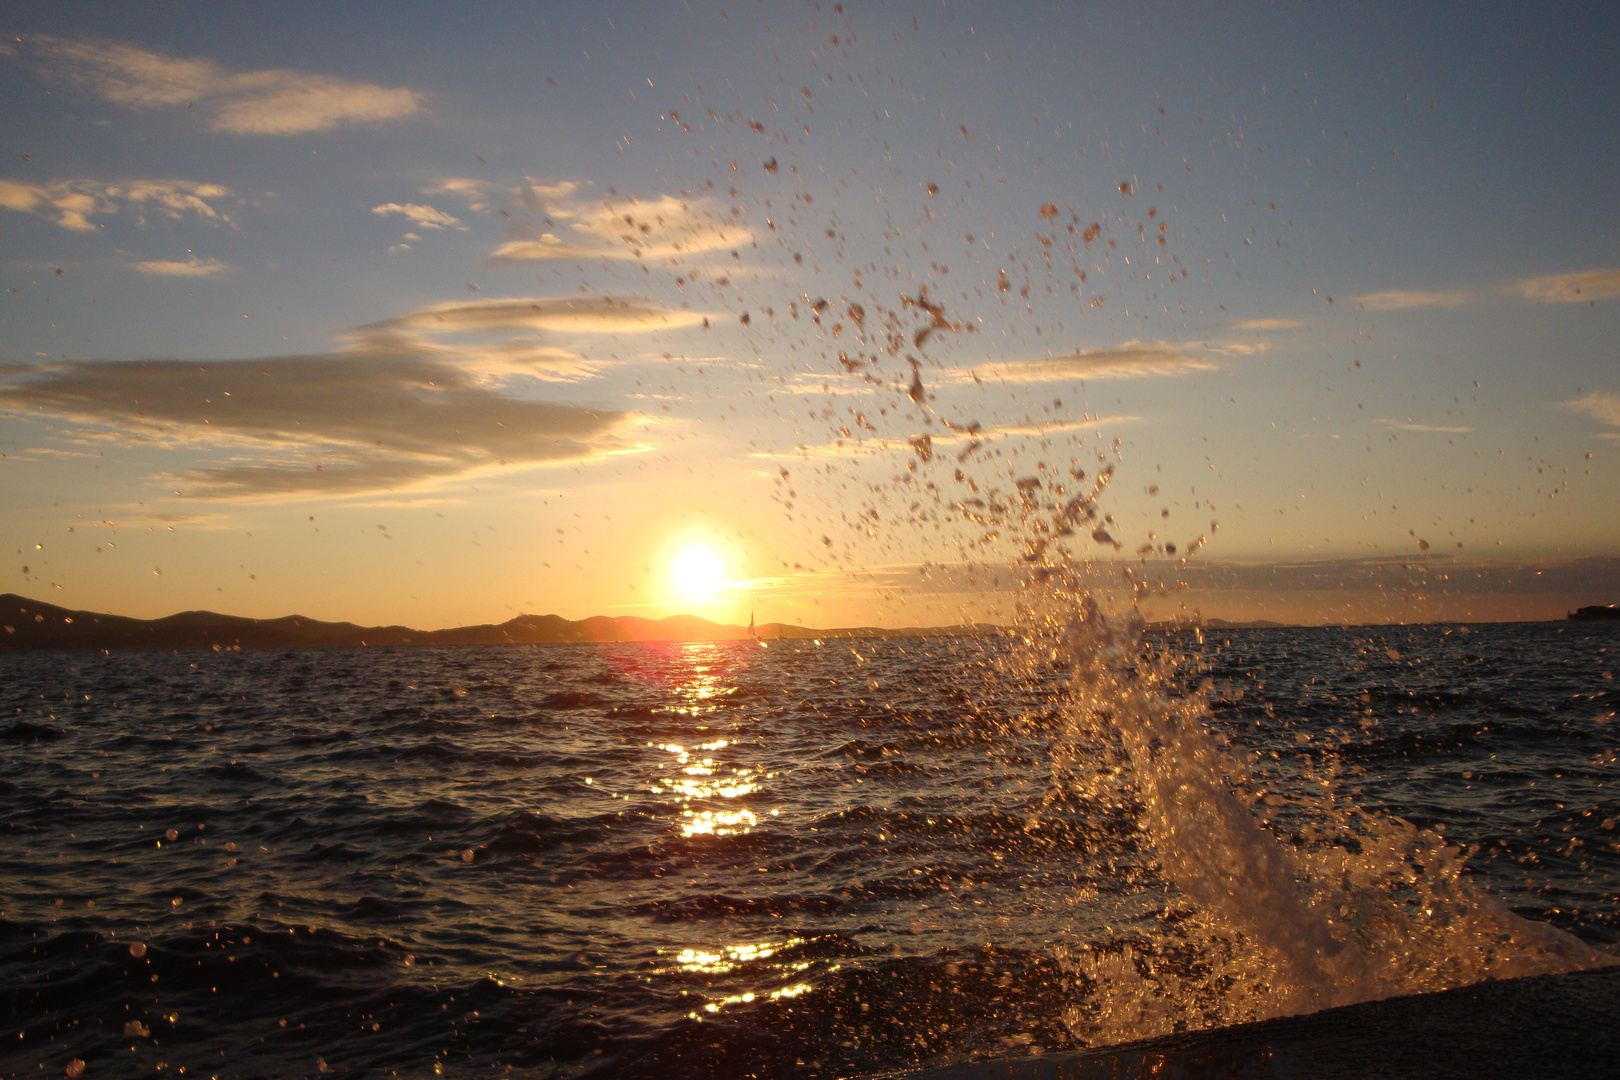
[0,594,1001,651]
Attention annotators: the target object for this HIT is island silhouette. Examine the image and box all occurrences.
[0,593,1000,652]
[28,593,1588,652]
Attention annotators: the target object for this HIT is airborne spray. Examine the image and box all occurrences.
[658,5,1619,1048]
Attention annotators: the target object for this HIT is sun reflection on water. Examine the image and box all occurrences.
[597,640,761,701]
[672,939,801,973]
[680,808,758,837]
[652,739,767,835]
[699,984,814,1014]
[665,940,819,1017]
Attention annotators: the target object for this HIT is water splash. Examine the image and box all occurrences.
[1016,570,1614,1045]
[618,6,1614,1054]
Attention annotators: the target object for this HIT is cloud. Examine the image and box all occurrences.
[130,255,228,277]
[1159,555,1620,598]
[1226,318,1302,330]
[0,177,234,231]
[516,180,580,204]
[1353,289,1474,311]
[1514,269,1620,304]
[748,415,1140,461]
[457,341,610,382]
[426,178,495,212]
[16,35,420,135]
[368,296,712,335]
[0,342,639,499]
[1354,269,1620,310]
[748,439,904,461]
[1561,391,1620,435]
[783,371,879,396]
[1372,418,1472,434]
[372,202,463,230]
[0,290,706,497]
[1205,341,1271,356]
[983,416,1141,436]
[344,329,608,383]
[492,183,750,262]
[949,341,1218,384]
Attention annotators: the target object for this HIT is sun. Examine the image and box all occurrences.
[670,542,725,603]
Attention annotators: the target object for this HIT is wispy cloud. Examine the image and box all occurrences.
[1354,269,1620,311]
[371,202,463,230]
[1515,269,1620,304]
[130,255,228,277]
[1205,341,1271,356]
[1226,318,1302,330]
[984,415,1141,436]
[1373,418,1472,434]
[947,341,1218,384]
[91,506,234,530]
[748,415,1139,461]
[13,35,420,135]
[0,178,235,232]
[1561,391,1620,439]
[1353,289,1474,311]
[748,438,909,461]
[491,181,750,263]
[426,178,495,213]
[367,296,712,335]
[1160,555,1620,597]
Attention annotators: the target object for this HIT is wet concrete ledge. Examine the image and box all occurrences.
[861,966,1620,1080]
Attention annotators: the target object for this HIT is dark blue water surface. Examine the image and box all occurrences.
[1,623,1615,1079]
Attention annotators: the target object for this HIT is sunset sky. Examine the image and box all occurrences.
[3,1,1617,629]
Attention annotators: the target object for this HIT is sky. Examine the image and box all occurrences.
[2,0,1617,629]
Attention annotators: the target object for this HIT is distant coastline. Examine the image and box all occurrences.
[0,593,1004,652]
[3,594,1613,652]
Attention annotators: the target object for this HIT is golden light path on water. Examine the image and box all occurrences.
[670,941,816,1017]
[652,736,763,838]
[641,642,815,1018]
[645,642,774,838]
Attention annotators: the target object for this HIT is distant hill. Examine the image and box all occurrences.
[0,594,1001,652]
[1143,617,1287,630]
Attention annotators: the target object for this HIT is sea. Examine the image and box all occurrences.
[2,617,1616,1079]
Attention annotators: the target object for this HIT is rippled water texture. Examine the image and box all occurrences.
[2,622,1616,1078]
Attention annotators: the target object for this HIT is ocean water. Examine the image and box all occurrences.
[1,620,1616,1079]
